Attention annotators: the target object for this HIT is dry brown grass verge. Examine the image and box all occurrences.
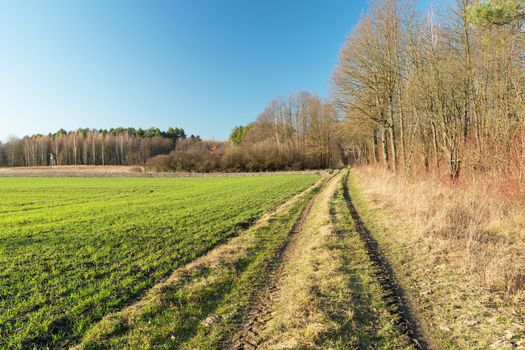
[0,165,325,178]
[354,166,525,302]
[350,166,525,349]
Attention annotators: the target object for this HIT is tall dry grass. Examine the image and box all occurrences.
[354,165,525,305]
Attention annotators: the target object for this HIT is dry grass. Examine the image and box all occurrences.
[0,165,139,174]
[354,166,525,301]
[351,165,525,348]
[257,171,413,349]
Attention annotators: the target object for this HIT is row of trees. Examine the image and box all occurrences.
[149,93,344,172]
[332,0,525,180]
[237,92,342,169]
[0,127,186,167]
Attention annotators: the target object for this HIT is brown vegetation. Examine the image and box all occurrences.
[332,0,525,189]
[148,92,344,172]
[350,166,525,347]
[354,166,525,301]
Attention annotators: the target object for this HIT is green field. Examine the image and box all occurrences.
[0,175,317,349]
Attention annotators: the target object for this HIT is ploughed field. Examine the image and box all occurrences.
[0,175,317,348]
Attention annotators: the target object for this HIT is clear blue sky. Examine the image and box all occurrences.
[0,0,437,141]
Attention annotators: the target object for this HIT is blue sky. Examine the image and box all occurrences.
[0,0,438,141]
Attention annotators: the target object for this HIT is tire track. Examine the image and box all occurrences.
[229,198,315,350]
[229,173,335,350]
[342,173,430,350]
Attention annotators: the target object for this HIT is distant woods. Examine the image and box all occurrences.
[0,127,186,167]
[0,95,341,170]
[149,92,342,172]
[2,0,524,177]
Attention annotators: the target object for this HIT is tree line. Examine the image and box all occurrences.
[332,0,525,180]
[0,127,186,167]
[148,92,343,172]
[2,91,344,171]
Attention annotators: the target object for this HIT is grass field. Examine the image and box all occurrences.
[0,175,317,349]
[77,174,323,349]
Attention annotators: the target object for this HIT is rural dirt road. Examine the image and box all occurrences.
[230,170,429,349]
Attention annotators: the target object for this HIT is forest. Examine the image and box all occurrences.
[0,127,186,167]
[333,0,525,185]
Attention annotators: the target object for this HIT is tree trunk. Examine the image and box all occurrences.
[381,128,389,169]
